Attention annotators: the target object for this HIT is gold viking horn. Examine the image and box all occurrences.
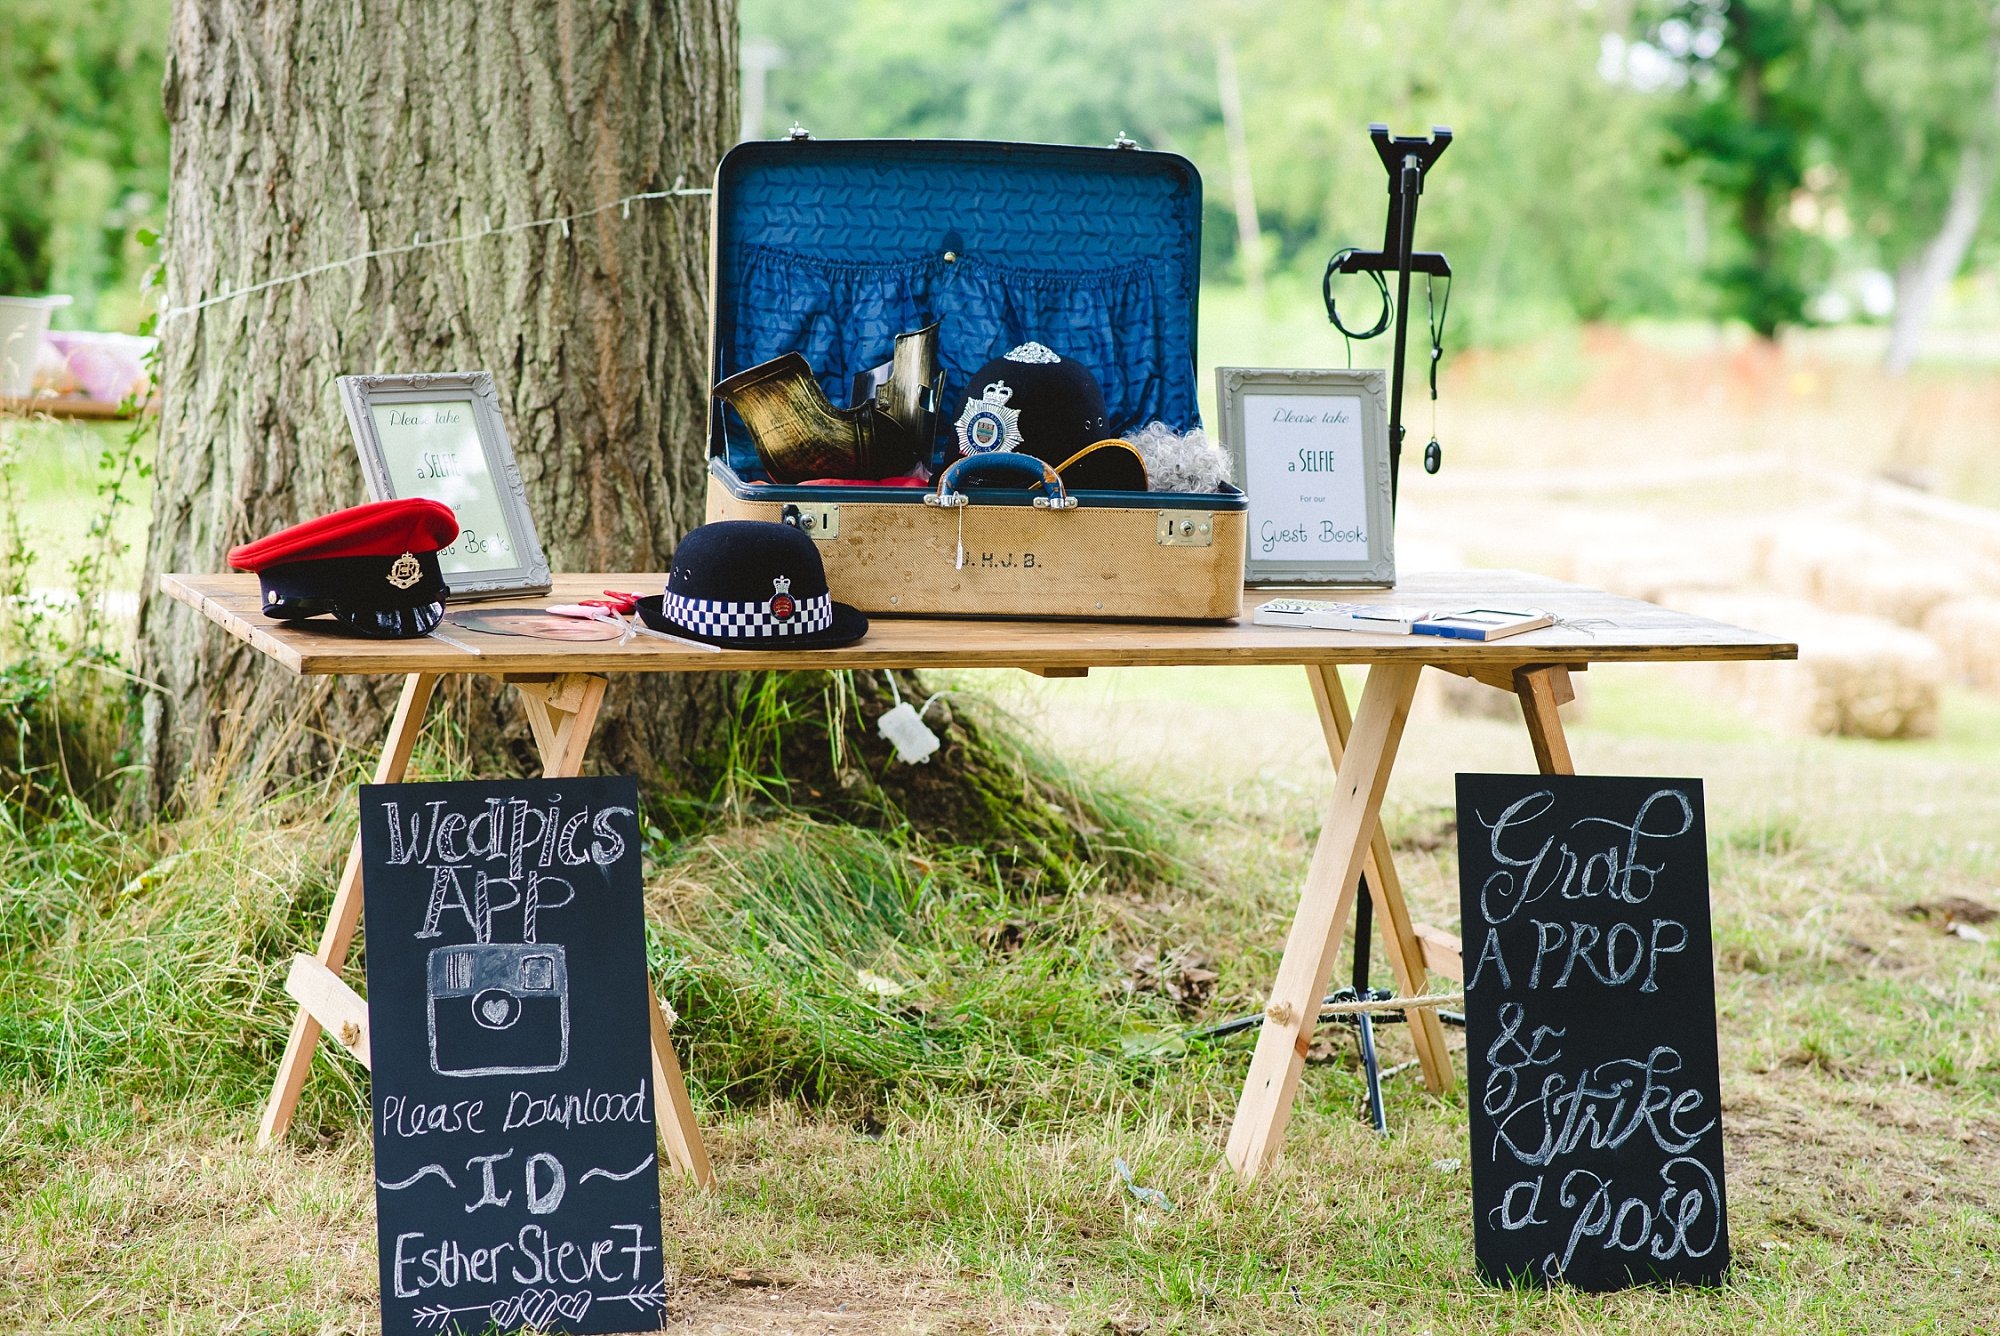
[715,321,941,485]
[880,319,943,441]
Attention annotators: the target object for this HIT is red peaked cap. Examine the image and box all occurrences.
[228,498,459,571]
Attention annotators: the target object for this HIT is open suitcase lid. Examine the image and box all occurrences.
[707,137,1204,482]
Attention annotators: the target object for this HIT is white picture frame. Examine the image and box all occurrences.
[339,371,552,602]
[1216,367,1395,587]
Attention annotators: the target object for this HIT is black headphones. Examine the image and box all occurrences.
[1322,248,1451,476]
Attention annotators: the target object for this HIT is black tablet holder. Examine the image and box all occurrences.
[1326,124,1453,509]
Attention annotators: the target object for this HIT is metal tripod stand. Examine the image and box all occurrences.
[1327,123,1453,508]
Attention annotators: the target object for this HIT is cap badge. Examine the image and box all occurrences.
[770,574,795,620]
[954,380,1023,455]
[386,551,424,590]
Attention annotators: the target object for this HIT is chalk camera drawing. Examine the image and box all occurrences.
[426,942,570,1077]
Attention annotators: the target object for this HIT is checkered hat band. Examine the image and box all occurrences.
[664,589,834,637]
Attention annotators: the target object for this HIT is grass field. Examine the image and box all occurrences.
[1,661,1995,1332]
[3,322,2000,1331]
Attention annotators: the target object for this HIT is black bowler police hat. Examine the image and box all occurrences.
[228,498,459,640]
[955,341,1109,468]
[637,519,867,649]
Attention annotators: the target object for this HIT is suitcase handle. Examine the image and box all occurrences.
[925,452,1078,510]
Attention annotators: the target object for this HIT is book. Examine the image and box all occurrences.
[1252,598,1434,634]
[1409,608,1554,642]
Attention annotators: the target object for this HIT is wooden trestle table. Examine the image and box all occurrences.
[162,568,1794,1186]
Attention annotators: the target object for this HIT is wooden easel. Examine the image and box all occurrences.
[258,670,715,1190]
[1224,660,1577,1180]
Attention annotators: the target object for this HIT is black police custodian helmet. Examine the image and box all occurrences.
[954,342,1109,468]
[637,519,868,649]
[227,498,459,640]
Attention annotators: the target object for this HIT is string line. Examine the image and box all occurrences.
[1312,991,1464,1015]
[160,183,715,324]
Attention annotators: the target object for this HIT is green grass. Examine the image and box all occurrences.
[2,398,1998,1330]
[0,416,150,598]
[1,661,1997,1330]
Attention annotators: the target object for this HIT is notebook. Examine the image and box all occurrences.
[1252,598,1434,634]
[1408,609,1554,642]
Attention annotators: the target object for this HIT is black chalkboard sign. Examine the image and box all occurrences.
[1456,774,1729,1291]
[360,777,665,1336]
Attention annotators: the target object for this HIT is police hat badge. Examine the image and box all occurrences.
[960,343,1109,467]
[954,380,1023,456]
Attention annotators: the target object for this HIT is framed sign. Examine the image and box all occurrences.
[1216,367,1394,586]
[340,372,552,601]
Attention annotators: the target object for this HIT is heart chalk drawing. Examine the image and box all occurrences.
[487,1289,591,1332]
[467,987,521,1031]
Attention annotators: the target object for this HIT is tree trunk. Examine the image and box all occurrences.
[1887,29,2000,375]
[136,0,736,813]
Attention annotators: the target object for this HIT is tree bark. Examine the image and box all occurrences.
[1887,29,2000,375]
[137,0,736,812]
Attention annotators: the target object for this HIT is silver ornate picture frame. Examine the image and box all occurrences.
[1216,366,1395,587]
[338,371,552,602]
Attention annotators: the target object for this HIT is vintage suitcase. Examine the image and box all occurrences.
[703,136,1246,621]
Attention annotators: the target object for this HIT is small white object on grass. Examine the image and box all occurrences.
[877,701,941,763]
[1112,1157,1171,1211]
[854,969,907,999]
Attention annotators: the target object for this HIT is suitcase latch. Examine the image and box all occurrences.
[780,502,840,540]
[1156,511,1214,547]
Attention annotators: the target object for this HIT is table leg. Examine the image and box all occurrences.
[508,672,610,778]
[1225,663,1422,1181]
[1305,666,1454,1094]
[648,983,715,1188]
[1514,665,1578,775]
[259,673,440,1148]
[510,673,715,1189]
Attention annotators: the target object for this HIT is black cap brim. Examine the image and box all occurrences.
[635,594,868,649]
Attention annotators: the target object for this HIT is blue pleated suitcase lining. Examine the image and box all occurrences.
[711,145,1202,478]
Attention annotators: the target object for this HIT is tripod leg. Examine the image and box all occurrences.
[1354,883,1387,1135]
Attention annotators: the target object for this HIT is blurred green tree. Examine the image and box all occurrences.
[740,0,1697,344]
[1815,0,2000,369]
[0,0,168,329]
[1654,0,1824,339]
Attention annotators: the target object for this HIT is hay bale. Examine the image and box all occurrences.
[1422,670,1589,725]
[1923,596,2000,691]
[1754,518,1978,625]
[1669,592,1943,739]
[1570,545,1740,605]
[1818,557,1975,628]
[1754,520,1897,604]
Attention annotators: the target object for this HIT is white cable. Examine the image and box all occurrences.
[883,673,950,718]
[159,183,715,325]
